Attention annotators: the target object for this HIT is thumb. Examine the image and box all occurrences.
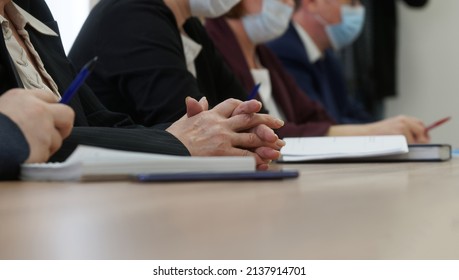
[199,96,209,111]
[186,96,205,118]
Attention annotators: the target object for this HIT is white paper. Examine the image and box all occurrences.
[280,135,409,162]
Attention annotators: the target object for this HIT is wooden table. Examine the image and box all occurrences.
[1,159,459,259]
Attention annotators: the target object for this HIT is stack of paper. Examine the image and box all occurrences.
[279,135,409,162]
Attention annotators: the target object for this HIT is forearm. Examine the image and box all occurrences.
[50,126,190,162]
[326,124,372,137]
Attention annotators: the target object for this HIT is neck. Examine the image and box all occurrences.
[163,0,191,31]
[226,18,259,69]
[293,10,330,52]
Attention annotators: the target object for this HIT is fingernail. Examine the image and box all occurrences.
[275,151,282,159]
[199,96,207,102]
[276,139,286,148]
[276,119,285,126]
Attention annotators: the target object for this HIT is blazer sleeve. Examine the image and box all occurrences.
[274,68,335,138]
[50,83,190,162]
[72,0,203,126]
[0,113,29,180]
[275,87,335,138]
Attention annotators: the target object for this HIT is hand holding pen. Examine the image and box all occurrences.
[59,57,98,104]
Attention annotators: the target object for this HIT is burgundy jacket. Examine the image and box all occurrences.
[206,17,336,138]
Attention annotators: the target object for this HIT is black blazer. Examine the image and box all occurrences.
[0,0,190,168]
[69,0,247,126]
[0,114,29,180]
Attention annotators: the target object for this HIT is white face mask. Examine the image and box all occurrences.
[242,0,294,44]
[189,0,241,18]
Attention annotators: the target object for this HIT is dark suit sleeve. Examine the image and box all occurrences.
[285,58,372,125]
[50,83,190,162]
[0,113,29,180]
[53,126,189,162]
[70,0,203,126]
[275,74,334,138]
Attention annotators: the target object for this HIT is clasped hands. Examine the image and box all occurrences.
[166,97,285,170]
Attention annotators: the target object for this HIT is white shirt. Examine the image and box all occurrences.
[292,21,322,64]
[0,2,60,98]
[251,68,286,121]
[180,34,202,78]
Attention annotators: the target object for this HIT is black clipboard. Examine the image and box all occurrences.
[132,170,299,182]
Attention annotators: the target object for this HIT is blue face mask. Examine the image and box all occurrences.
[324,5,365,50]
[242,0,294,44]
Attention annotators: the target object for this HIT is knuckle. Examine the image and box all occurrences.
[247,133,258,146]
[226,98,241,107]
[240,113,254,126]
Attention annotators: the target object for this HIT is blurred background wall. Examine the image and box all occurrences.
[386,0,459,146]
[46,0,91,53]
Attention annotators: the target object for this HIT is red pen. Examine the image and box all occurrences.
[425,116,451,131]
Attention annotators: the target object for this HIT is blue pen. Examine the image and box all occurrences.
[60,56,98,104]
[247,83,261,100]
